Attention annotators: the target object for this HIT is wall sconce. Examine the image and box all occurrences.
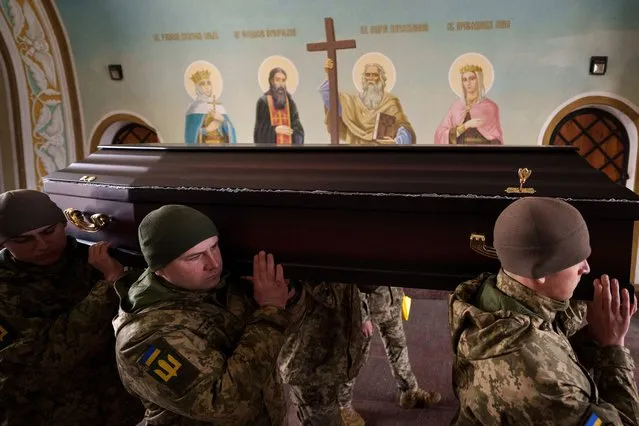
[108,64,123,81]
[589,56,607,75]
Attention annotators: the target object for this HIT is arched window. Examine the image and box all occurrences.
[111,123,159,145]
[550,108,630,185]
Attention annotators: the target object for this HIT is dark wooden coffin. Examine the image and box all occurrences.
[42,144,639,300]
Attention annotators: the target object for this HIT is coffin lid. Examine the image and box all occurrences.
[43,144,639,219]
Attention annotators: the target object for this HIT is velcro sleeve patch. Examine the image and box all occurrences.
[584,411,603,426]
[137,337,200,395]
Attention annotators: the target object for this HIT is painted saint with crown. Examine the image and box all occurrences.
[434,53,504,145]
[183,61,237,144]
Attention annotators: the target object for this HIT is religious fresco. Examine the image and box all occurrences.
[0,0,77,189]
[253,55,304,144]
[183,60,237,144]
[434,53,504,145]
[320,52,415,145]
[54,0,639,147]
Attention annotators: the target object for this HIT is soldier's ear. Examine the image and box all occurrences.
[534,276,547,285]
[154,268,166,280]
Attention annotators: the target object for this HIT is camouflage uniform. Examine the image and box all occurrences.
[279,281,370,426]
[0,238,144,425]
[361,286,417,391]
[339,286,440,412]
[113,269,288,426]
[449,270,639,425]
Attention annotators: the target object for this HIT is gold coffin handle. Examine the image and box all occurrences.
[469,233,499,259]
[505,167,536,194]
[64,208,111,233]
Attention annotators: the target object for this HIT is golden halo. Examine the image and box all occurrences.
[448,52,494,98]
[258,55,299,94]
[352,52,396,93]
[184,60,223,100]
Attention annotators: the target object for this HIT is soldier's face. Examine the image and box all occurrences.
[3,222,68,266]
[156,236,223,290]
[543,259,590,300]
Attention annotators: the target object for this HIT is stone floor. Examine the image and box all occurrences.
[285,288,639,425]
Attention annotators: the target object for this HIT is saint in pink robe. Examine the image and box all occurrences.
[434,98,504,145]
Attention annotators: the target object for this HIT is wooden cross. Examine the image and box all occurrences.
[307,18,356,144]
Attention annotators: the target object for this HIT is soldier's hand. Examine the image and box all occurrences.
[362,320,374,337]
[586,274,637,347]
[251,251,294,309]
[88,241,126,282]
[324,58,334,73]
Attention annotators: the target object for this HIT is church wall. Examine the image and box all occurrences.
[0,0,81,189]
[54,0,639,147]
[0,51,18,191]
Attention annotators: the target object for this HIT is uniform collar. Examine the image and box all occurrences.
[496,269,569,324]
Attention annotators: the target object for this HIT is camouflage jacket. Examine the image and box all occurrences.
[449,270,639,425]
[113,269,289,426]
[278,281,368,386]
[360,285,404,324]
[0,238,143,425]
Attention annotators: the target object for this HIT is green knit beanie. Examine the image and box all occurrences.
[0,189,66,244]
[138,205,219,271]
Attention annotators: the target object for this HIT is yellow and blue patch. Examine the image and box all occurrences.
[584,412,603,426]
[139,346,162,366]
[137,338,200,395]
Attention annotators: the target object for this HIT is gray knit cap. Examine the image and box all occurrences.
[494,197,591,279]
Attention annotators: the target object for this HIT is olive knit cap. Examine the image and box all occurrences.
[0,189,66,244]
[493,197,591,279]
[138,205,219,271]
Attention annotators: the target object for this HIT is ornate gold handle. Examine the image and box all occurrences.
[64,208,111,232]
[505,168,536,194]
[469,233,498,259]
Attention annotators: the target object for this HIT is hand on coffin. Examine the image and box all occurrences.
[362,320,374,337]
[88,241,126,282]
[247,251,295,309]
[275,125,293,136]
[586,274,638,347]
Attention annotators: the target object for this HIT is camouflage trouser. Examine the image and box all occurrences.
[338,287,418,406]
[336,338,372,407]
[338,379,357,407]
[289,385,345,426]
[374,299,418,392]
[367,287,418,392]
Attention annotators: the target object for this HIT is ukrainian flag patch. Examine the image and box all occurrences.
[137,338,200,395]
[585,412,603,426]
